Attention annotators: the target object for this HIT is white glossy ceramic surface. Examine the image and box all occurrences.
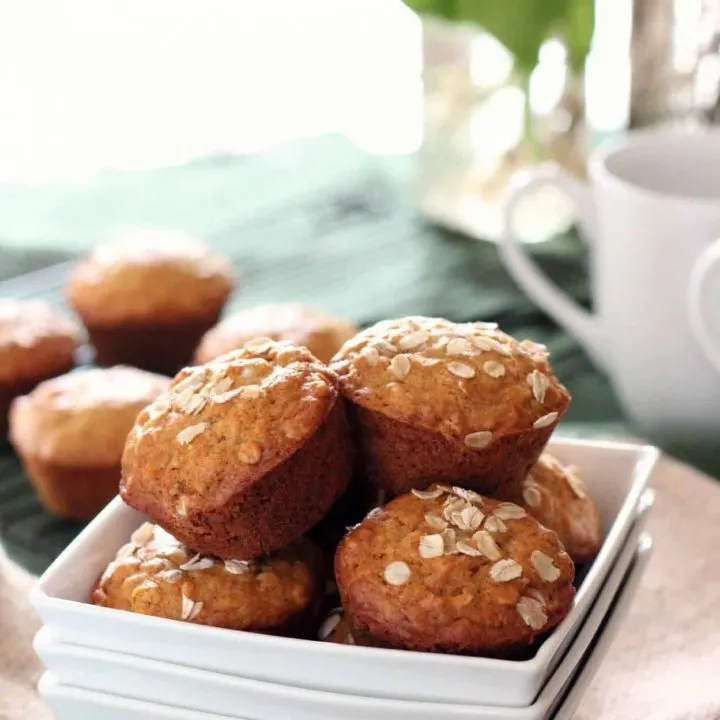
[37,673,241,720]
[37,536,653,720]
[31,438,658,707]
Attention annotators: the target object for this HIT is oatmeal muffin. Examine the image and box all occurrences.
[496,453,602,565]
[331,317,570,496]
[10,366,169,520]
[91,522,323,636]
[335,486,575,656]
[318,607,355,645]
[0,299,80,436]
[66,230,235,373]
[121,341,353,559]
[194,303,357,365]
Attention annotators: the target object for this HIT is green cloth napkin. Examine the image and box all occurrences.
[0,134,707,573]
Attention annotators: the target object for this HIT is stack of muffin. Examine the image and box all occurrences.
[5,230,356,522]
[91,315,602,659]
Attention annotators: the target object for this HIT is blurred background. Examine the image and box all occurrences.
[1,0,718,231]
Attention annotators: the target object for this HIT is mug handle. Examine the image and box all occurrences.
[688,238,720,372]
[500,163,607,369]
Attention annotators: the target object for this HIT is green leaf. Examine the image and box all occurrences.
[457,0,568,73]
[564,0,594,73]
[402,0,594,76]
[403,0,457,21]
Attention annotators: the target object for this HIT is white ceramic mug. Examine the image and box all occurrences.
[500,129,720,438]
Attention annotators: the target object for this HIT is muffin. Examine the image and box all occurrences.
[92,522,324,636]
[496,453,602,565]
[335,487,575,656]
[66,230,235,373]
[121,341,353,559]
[318,607,355,645]
[331,317,570,496]
[9,366,169,520]
[0,299,80,436]
[194,303,357,365]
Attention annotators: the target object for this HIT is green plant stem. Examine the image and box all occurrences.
[520,72,542,162]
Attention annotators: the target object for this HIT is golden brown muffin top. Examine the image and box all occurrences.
[122,341,340,517]
[331,317,570,448]
[501,453,602,565]
[336,487,574,650]
[91,523,320,631]
[66,231,235,324]
[194,303,358,365]
[0,300,81,385]
[10,366,169,465]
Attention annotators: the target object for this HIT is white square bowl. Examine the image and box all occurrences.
[30,438,658,707]
[36,534,653,720]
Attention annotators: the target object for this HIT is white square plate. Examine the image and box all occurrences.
[31,438,659,707]
[36,535,653,720]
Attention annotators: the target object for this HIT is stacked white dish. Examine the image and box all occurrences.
[31,438,658,720]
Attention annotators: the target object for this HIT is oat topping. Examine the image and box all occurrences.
[361,346,380,366]
[484,515,507,533]
[456,541,484,557]
[520,339,549,357]
[163,547,189,564]
[179,554,215,572]
[224,559,252,575]
[472,530,502,560]
[384,561,411,585]
[452,487,483,504]
[411,487,444,500]
[469,335,495,352]
[318,610,343,640]
[131,522,155,545]
[160,569,182,583]
[389,354,411,380]
[529,370,550,403]
[116,543,137,560]
[447,361,476,379]
[446,338,470,355]
[419,534,445,558]
[181,592,203,621]
[244,336,272,353]
[516,596,547,630]
[526,588,546,605]
[490,558,523,582]
[483,361,506,378]
[424,513,448,531]
[443,497,467,522]
[494,503,527,520]
[565,465,587,498]
[533,412,558,429]
[455,506,484,532]
[398,330,429,350]
[212,388,244,404]
[464,431,493,450]
[523,481,543,508]
[531,550,561,582]
[374,339,397,355]
[441,528,459,554]
[176,422,207,445]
